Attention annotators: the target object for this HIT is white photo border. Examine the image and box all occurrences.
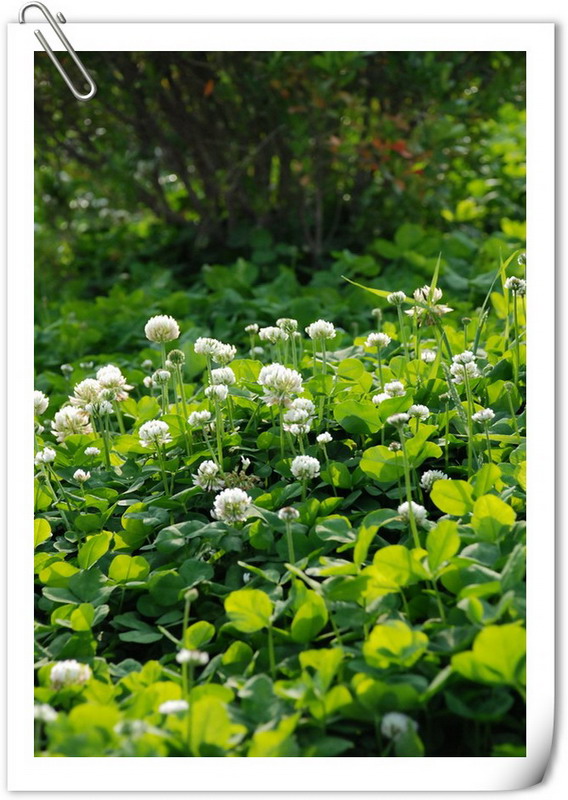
[7,21,555,791]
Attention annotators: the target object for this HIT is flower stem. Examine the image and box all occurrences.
[214,399,224,466]
[396,306,411,381]
[285,520,296,564]
[267,624,276,678]
[399,433,421,549]
[113,401,125,434]
[512,291,520,386]
[156,445,170,496]
[376,347,384,390]
[463,371,474,474]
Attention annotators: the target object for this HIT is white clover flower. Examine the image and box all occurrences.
[114,719,149,737]
[419,467,449,491]
[141,359,154,371]
[292,398,316,415]
[35,423,45,435]
[138,420,172,448]
[278,506,300,522]
[245,323,259,334]
[69,378,101,409]
[384,381,406,397]
[241,456,251,471]
[52,406,93,442]
[317,431,333,445]
[365,332,391,349]
[34,704,58,723]
[371,307,382,318]
[276,318,298,334]
[205,384,229,402]
[408,404,430,421]
[252,346,265,356]
[291,455,321,481]
[258,363,303,407]
[193,460,225,491]
[381,712,418,741]
[79,361,94,370]
[152,369,171,385]
[388,441,402,452]
[387,291,407,306]
[398,501,428,526]
[194,337,223,357]
[504,276,526,295]
[73,469,90,483]
[259,326,289,344]
[143,375,156,389]
[372,392,389,406]
[211,487,252,523]
[35,446,56,465]
[414,285,443,304]
[159,699,189,715]
[452,350,476,365]
[61,363,74,377]
[211,367,236,386]
[144,314,180,343]
[305,319,336,340]
[34,390,49,415]
[96,365,132,401]
[421,349,437,363]
[420,469,448,492]
[472,407,496,424]
[212,343,237,366]
[450,360,481,384]
[50,660,92,689]
[84,446,100,457]
[188,410,212,428]
[176,649,210,666]
[283,407,312,435]
[387,413,410,427]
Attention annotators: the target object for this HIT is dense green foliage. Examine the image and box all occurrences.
[34,51,526,758]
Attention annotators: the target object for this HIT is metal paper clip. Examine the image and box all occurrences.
[19,2,97,101]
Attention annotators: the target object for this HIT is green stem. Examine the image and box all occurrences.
[484,423,492,464]
[399,434,420,549]
[431,579,446,622]
[267,624,276,678]
[463,371,474,475]
[505,388,521,437]
[376,347,384,390]
[285,520,296,564]
[214,399,223,466]
[101,413,112,469]
[512,291,520,386]
[396,305,411,379]
[156,445,170,496]
[113,401,125,434]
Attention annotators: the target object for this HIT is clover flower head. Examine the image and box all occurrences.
[276,318,299,334]
[159,699,189,715]
[414,285,443,304]
[387,291,407,306]
[212,342,237,366]
[211,487,252,523]
[85,446,100,457]
[305,319,336,340]
[420,469,448,492]
[472,407,495,424]
[381,712,418,741]
[188,410,212,428]
[61,363,74,377]
[34,704,58,723]
[34,390,49,415]
[144,314,180,343]
[167,349,186,366]
[205,384,229,402]
[388,441,402,452]
[114,720,148,737]
[194,337,223,357]
[278,506,300,522]
[35,446,56,465]
[397,500,428,526]
[176,649,210,666]
[141,359,154,371]
[259,325,289,344]
[292,398,316,415]
[387,413,410,428]
[450,360,480,384]
[406,285,453,321]
[317,431,333,445]
[152,369,171,385]
[372,392,390,406]
[70,378,102,409]
[52,406,93,442]
[96,365,132,401]
[245,323,259,334]
[138,420,172,448]
[73,469,90,483]
[365,332,391,349]
[504,276,526,296]
[258,363,303,407]
[291,455,321,481]
[283,407,312,435]
[452,350,476,365]
[211,367,236,386]
[408,404,430,421]
[371,307,382,318]
[193,459,225,491]
[384,381,405,397]
[50,659,92,689]
[252,346,264,356]
[421,349,437,363]
[143,376,155,389]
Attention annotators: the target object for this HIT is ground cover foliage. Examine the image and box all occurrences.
[34,50,526,758]
[34,253,526,757]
